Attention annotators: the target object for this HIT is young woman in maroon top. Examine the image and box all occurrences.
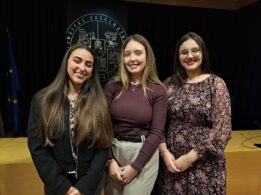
[104,34,168,195]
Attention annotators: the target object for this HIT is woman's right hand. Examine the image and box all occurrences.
[65,187,83,195]
[162,150,181,173]
[108,159,123,182]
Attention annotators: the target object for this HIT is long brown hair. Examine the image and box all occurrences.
[113,34,164,98]
[36,44,113,149]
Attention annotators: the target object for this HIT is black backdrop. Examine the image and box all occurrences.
[1,0,261,136]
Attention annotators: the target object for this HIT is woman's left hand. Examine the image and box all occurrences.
[174,154,191,172]
[120,165,138,184]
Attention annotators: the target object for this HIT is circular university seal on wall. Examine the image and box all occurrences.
[66,13,127,82]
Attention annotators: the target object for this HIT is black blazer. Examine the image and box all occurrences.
[27,93,108,195]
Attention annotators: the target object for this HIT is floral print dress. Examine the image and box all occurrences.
[158,74,232,195]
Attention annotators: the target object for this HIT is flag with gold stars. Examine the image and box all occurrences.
[4,32,20,134]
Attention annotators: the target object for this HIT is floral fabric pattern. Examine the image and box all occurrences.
[158,74,232,195]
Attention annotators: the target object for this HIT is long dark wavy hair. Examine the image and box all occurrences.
[173,32,212,87]
[36,44,113,149]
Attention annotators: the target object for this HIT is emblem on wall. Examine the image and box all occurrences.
[66,13,128,82]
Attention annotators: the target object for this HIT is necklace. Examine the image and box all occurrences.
[130,80,141,85]
[130,83,140,92]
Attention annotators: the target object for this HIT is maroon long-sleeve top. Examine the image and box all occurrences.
[104,81,168,172]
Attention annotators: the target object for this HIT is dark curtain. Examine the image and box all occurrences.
[1,0,261,136]
[127,2,261,130]
[1,0,67,136]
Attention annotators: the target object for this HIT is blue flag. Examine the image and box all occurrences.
[5,33,20,133]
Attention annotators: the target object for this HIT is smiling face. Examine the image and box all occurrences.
[179,38,203,74]
[67,48,94,89]
[123,39,146,80]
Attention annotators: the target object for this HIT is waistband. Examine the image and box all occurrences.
[116,134,146,143]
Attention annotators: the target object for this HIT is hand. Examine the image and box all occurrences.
[65,187,74,195]
[69,188,82,195]
[174,154,191,172]
[108,159,123,182]
[120,165,138,184]
[69,188,83,195]
[65,187,83,195]
[162,150,181,173]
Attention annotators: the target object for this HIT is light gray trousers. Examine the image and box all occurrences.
[104,138,159,195]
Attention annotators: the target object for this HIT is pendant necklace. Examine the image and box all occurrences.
[130,81,141,92]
